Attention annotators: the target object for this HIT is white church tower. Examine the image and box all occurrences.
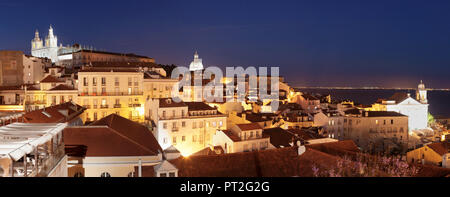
[31,25,59,63]
[189,51,204,71]
[416,80,428,104]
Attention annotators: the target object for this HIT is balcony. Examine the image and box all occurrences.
[83,105,91,109]
[100,105,109,109]
[128,103,141,108]
[172,127,179,132]
[114,104,121,108]
[25,100,47,105]
[79,92,143,96]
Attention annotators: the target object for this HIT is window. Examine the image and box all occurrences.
[100,172,111,177]
[163,123,167,129]
[192,135,197,142]
[127,172,135,177]
[219,121,223,127]
[182,136,186,142]
[159,173,167,177]
[115,77,119,86]
[169,172,175,177]
[193,122,197,129]
[101,77,106,86]
[83,77,88,86]
[391,119,394,124]
[92,77,97,86]
[173,136,177,144]
[74,172,84,177]
[128,77,132,86]
[182,121,186,127]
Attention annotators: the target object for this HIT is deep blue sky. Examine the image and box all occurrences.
[1,0,450,88]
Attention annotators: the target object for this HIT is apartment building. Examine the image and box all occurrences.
[212,123,272,153]
[342,110,409,153]
[147,98,227,156]
[77,68,144,123]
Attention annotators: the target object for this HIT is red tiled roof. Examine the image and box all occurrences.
[191,146,225,156]
[427,142,449,156]
[236,123,263,131]
[49,84,75,91]
[159,98,187,108]
[89,114,163,155]
[169,147,302,177]
[64,127,159,157]
[305,140,361,157]
[287,129,325,141]
[40,75,65,83]
[23,102,84,123]
[221,130,242,142]
[185,102,216,111]
[389,92,410,103]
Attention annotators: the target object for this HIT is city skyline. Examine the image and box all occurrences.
[1,0,450,88]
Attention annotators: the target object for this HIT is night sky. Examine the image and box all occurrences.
[1,0,450,89]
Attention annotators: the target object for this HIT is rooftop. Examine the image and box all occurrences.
[65,114,162,157]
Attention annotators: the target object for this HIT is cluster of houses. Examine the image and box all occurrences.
[0,26,448,177]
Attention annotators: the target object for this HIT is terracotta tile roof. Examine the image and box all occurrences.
[414,164,450,177]
[389,92,410,103]
[40,75,65,83]
[240,112,278,122]
[286,129,325,141]
[159,98,187,108]
[23,102,85,123]
[49,84,75,91]
[89,114,163,155]
[191,146,225,156]
[263,127,297,148]
[305,140,361,157]
[236,123,263,131]
[169,147,302,177]
[64,126,160,157]
[222,130,242,142]
[344,108,362,115]
[185,102,217,111]
[426,142,449,156]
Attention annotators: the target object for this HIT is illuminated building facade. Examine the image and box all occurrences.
[212,123,272,153]
[77,68,145,123]
[148,98,227,156]
[342,110,409,153]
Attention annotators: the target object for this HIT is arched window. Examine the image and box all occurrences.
[128,172,135,177]
[100,172,111,177]
[74,172,84,177]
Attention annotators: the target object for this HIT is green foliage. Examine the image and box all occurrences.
[428,113,435,125]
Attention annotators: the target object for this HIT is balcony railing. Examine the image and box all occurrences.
[25,100,47,105]
[172,127,179,132]
[128,103,141,107]
[83,105,91,109]
[114,104,121,108]
[100,105,109,109]
[79,92,143,96]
